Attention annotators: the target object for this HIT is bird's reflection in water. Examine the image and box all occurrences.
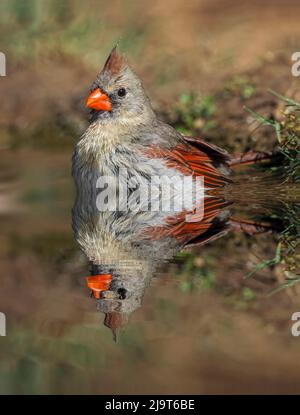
[72,163,300,340]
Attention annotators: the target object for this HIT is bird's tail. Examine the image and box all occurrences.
[229,150,279,168]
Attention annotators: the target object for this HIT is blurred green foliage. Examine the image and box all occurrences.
[224,75,256,99]
[0,0,147,65]
[246,93,300,292]
[175,251,216,293]
[175,93,217,135]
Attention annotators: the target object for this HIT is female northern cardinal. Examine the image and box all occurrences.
[73,47,271,250]
[72,48,275,336]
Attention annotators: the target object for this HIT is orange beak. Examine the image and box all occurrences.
[86,88,112,111]
[86,274,112,299]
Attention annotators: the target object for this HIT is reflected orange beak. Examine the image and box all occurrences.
[86,274,112,299]
[86,88,112,111]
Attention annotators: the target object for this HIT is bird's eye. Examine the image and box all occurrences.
[117,88,126,97]
[117,287,127,299]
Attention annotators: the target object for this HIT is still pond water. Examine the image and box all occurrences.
[0,147,300,394]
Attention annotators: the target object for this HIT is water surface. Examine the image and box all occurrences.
[0,148,300,394]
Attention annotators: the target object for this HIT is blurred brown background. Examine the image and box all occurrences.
[1,0,300,142]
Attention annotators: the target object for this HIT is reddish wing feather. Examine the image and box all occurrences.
[142,197,231,245]
[144,139,231,243]
[146,141,231,188]
[183,135,230,160]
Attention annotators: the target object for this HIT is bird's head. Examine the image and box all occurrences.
[86,47,155,127]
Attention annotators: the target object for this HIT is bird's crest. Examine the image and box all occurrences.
[103,46,126,75]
